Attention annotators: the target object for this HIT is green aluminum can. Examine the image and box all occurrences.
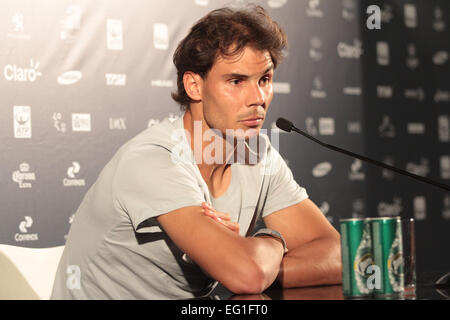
[340,218,374,298]
[369,217,404,297]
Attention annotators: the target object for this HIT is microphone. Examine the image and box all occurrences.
[276,117,450,192]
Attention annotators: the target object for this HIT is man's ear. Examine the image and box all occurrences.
[183,71,203,102]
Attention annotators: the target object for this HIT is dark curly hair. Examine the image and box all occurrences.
[171,5,288,110]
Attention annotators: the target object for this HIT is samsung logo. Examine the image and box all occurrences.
[267,0,288,9]
[312,162,332,178]
[57,70,82,85]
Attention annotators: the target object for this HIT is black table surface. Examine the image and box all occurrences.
[210,269,449,300]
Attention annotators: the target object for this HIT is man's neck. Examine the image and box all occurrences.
[183,108,234,183]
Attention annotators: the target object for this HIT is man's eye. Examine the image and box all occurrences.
[260,76,271,85]
[230,79,242,85]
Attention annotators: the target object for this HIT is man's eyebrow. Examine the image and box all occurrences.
[222,65,274,79]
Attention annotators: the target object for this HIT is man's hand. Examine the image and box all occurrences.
[201,202,240,234]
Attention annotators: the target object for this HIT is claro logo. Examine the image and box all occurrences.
[4,59,42,82]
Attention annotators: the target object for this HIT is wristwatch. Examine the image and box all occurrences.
[253,228,288,254]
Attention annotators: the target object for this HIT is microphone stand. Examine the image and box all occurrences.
[276,117,450,192]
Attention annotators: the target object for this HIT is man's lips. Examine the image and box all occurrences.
[239,117,264,126]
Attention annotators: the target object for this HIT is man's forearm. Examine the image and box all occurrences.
[275,237,342,288]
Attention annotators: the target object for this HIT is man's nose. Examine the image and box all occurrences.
[247,83,265,107]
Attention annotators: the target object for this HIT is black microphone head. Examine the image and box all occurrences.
[276,117,294,132]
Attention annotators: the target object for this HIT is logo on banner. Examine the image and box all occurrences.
[64,162,86,187]
[107,19,123,50]
[382,156,395,180]
[154,23,169,50]
[438,115,450,143]
[432,7,446,32]
[407,122,425,135]
[58,71,82,85]
[406,44,419,69]
[318,118,335,135]
[7,12,31,39]
[310,76,326,99]
[72,113,91,132]
[352,199,366,219]
[151,80,173,88]
[343,86,361,96]
[12,163,36,189]
[106,73,126,86]
[381,4,394,23]
[312,162,332,178]
[305,117,318,136]
[15,216,38,242]
[413,196,427,221]
[4,59,42,82]
[61,5,81,41]
[440,156,450,179]
[377,85,393,99]
[109,117,127,130]
[309,36,323,62]
[443,195,450,220]
[306,0,323,18]
[406,158,430,177]
[404,88,425,101]
[378,197,403,217]
[349,159,365,181]
[404,4,417,28]
[434,90,450,103]
[378,115,396,138]
[194,0,209,6]
[347,121,361,134]
[337,39,363,59]
[267,0,288,9]
[53,113,67,133]
[376,41,390,65]
[14,106,32,138]
[432,51,449,65]
[342,0,357,22]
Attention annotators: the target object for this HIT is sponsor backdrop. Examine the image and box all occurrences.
[1,0,449,276]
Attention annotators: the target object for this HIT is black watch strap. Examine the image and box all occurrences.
[253,228,288,254]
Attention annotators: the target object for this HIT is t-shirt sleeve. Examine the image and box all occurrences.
[261,145,309,218]
[112,146,205,233]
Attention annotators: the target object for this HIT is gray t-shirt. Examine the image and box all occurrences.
[50,114,308,299]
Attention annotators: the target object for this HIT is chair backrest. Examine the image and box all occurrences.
[0,244,65,300]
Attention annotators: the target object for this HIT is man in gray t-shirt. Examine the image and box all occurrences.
[51,6,341,300]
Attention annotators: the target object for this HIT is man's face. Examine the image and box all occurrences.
[199,46,274,140]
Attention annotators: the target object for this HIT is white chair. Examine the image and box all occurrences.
[0,244,64,300]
